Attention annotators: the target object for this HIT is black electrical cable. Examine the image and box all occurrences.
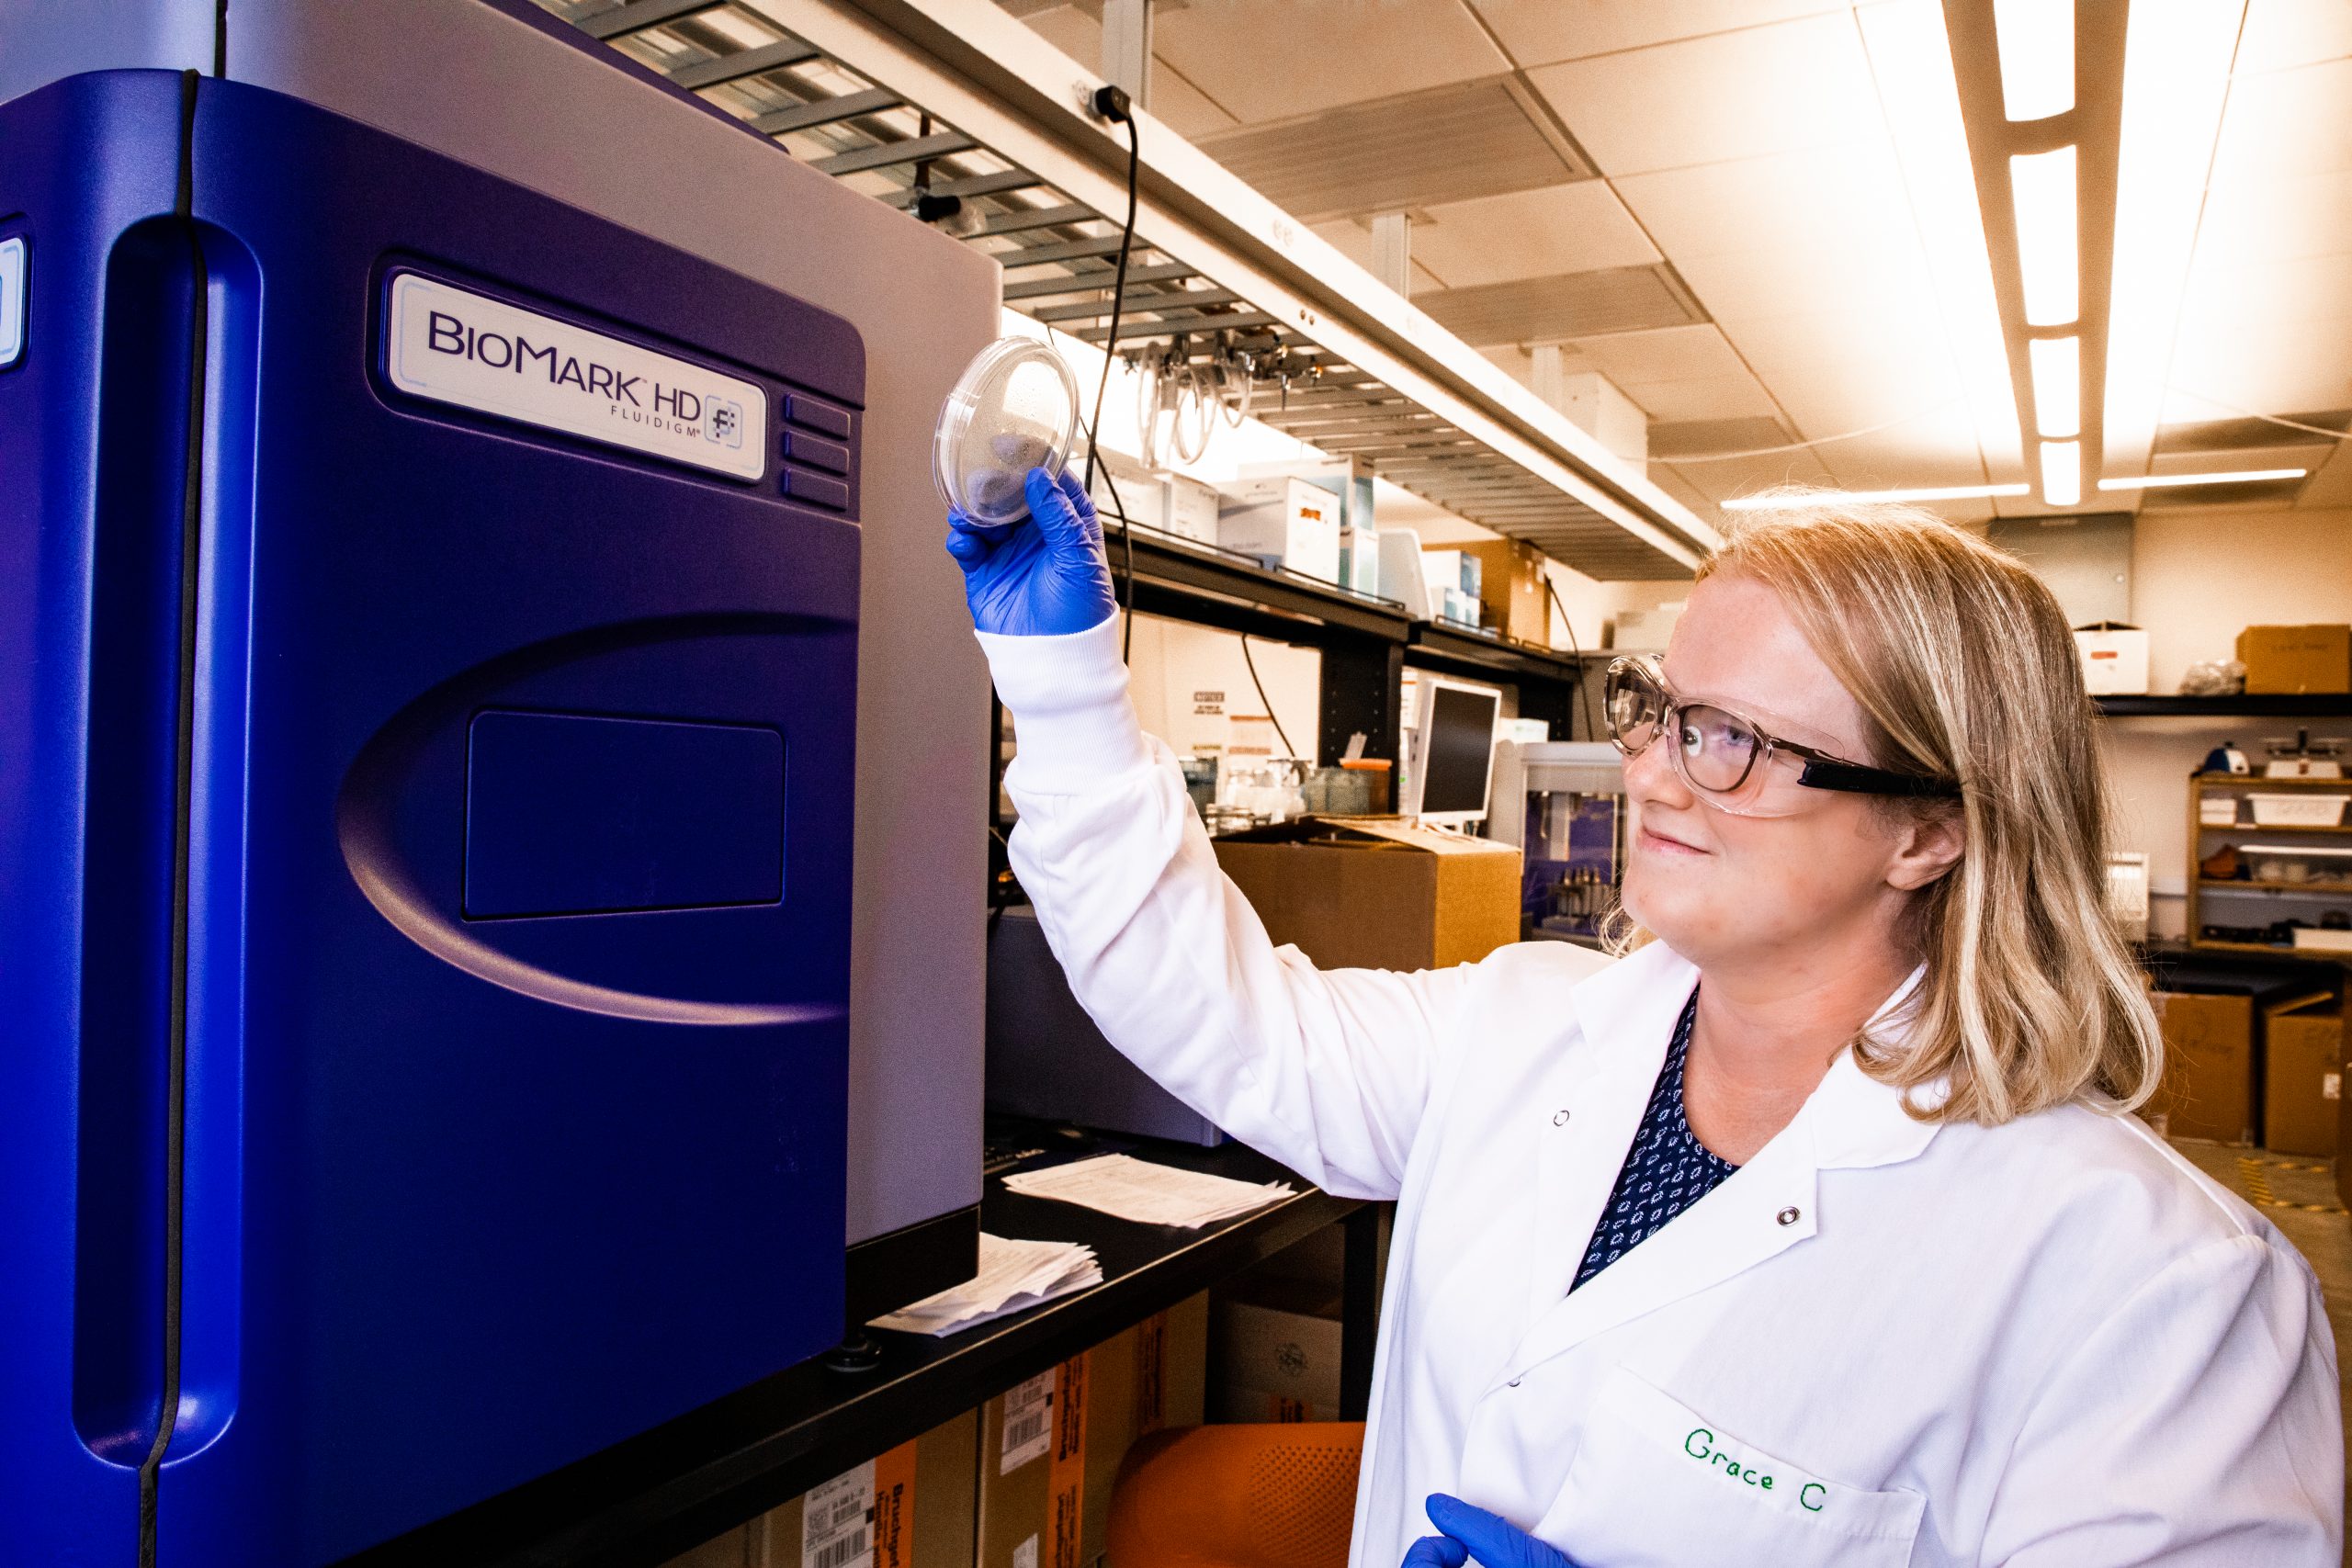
[1543,575,1600,743]
[1239,634,1297,759]
[1078,89,1141,663]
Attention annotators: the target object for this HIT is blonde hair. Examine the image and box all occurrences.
[1661,491,2162,1125]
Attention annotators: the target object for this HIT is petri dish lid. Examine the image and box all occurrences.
[934,337,1080,526]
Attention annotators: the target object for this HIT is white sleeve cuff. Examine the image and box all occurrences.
[975,615,1152,793]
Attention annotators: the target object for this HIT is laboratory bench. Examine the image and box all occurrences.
[344,1122,1376,1568]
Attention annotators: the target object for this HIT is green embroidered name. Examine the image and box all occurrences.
[1682,1429,1826,1511]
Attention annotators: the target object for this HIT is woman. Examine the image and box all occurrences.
[945,470,2341,1566]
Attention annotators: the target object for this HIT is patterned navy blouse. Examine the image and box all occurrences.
[1572,991,1738,1292]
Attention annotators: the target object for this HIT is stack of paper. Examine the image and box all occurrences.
[868,1233,1102,1337]
[1001,1154,1297,1228]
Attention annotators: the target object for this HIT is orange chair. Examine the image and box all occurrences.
[1106,1423,1366,1568]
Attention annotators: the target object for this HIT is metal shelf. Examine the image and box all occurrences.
[2098,694,2352,717]
[535,0,1719,581]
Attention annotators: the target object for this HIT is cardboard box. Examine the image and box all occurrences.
[1210,1275,1344,1426]
[2149,991,2257,1144]
[977,1297,1207,1568]
[1218,477,1340,582]
[1460,538,1550,647]
[2238,625,2352,694]
[715,1412,978,1568]
[1213,817,1520,971]
[2073,622,2150,695]
[2265,998,2345,1157]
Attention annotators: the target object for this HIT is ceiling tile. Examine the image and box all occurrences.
[1661,447,1838,503]
[1464,0,1850,68]
[1406,182,1661,287]
[2209,56,2352,186]
[1648,414,1791,458]
[2234,0,2352,74]
[1415,265,1702,345]
[1670,235,1937,324]
[1151,0,1511,126]
[2191,166,2352,269]
[1570,323,1750,386]
[1810,406,1992,491]
[1611,139,1913,262]
[1625,373,1781,423]
[1197,77,1587,222]
[1150,62,1243,138]
[2290,442,2352,507]
[1525,12,1880,175]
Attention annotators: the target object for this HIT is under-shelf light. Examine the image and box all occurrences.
[1992,0,2074,120]
[2028,334,2080,438]
[2010,146,2079,326]
[2098,468,2309,491]
[1722,482,2031,511]
[2040,438,2080,505]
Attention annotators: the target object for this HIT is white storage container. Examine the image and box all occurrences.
[2248,794,2350,828]
[2291,928,2352,953]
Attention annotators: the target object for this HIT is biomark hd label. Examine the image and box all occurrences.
[384,270,763,480]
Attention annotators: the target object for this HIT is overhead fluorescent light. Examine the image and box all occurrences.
[2041,438,2081,505]
[2028,335,2080,438]
[2009,146,2079,325]
[1856,3,2025,474]
[1722,482,2031,511]
[2103,2,2247,479]
[2098,468,2309,491]
[1993,0,2074,119]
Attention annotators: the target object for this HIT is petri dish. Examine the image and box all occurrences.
[933,337,1080,526]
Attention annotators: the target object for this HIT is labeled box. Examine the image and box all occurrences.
[2238,625,2352,694]
[2267,998,2345,1157]
[977,1297,1207,1568]
[1210,1275,1344,1426]
[2073,622,2150,695]
[1213,817,1520,971]
[656,1412,979,1568]
[1217,477,1341,582]
[2149,991,2257,1145]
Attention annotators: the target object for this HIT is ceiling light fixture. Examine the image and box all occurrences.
[1721,482,2031,512]
[2097,468,2309,491]
[2009,146,2079,326]
[1992,0,2074,120]
[2028,335,2080,438]
[2102,1,2248,482]
[2040,438,2080,506]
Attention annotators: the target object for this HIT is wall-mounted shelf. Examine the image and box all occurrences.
[1092,520,1596,762]
[2097,694,2352,717]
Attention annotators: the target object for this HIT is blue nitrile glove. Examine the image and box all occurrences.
[1405,1495,1579,1568]
[944,465,1117,637]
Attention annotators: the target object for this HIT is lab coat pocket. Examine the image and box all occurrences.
[1539,1365,1923,1568]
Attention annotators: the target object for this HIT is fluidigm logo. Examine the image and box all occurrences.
[384,271,765,480]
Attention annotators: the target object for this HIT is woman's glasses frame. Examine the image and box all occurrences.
[1603,656,1961,805]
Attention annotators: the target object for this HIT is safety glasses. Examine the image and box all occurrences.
[1604,657,1960,818]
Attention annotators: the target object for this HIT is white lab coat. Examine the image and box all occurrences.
[980,618,2342,1568]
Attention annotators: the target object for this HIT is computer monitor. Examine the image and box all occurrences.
[1407,677,1504,826]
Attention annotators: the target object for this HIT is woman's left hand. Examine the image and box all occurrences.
[1401,1495,1579,1568]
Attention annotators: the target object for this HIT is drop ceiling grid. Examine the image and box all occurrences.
[2161,45,2352,493]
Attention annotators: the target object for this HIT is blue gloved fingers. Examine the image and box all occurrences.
[1424,1495,1574,1568]
[947,505,1019,545]
[944,523,994,570]
[1023,465,1106,561]
[1400,1536,1470,1568]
